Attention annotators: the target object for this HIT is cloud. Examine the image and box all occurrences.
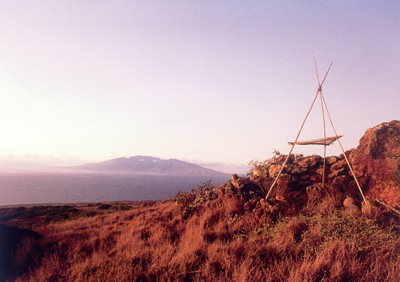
[0,154,85,168]
[192,160,251,175]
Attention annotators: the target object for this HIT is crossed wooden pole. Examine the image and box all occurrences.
[265,48,369,207]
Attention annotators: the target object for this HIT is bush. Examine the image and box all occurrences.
[173,189,197,209]
[97,204,112,210]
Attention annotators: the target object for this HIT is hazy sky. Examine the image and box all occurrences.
[0,1,399,166]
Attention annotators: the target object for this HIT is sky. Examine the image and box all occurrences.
[0,1,399,170]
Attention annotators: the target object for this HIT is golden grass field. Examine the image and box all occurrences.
[1,192,400,282]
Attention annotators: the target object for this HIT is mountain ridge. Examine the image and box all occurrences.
[73,155,231,176]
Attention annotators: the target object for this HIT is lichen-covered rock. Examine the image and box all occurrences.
[269,164,282,177]
[291,164,308,175]
[328,167,346,180]
[231,176,251,190]
[350,120,400,207]
[330,159,347,171]
[252,167,266,178]
[296,155,322,168]
[325,156,338,165]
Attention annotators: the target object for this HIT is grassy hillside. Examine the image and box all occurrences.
[1,190,400,282]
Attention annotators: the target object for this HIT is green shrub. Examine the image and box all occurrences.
[173,190,196,207]
[197,180,214,192]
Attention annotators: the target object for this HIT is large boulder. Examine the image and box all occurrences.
[350,120,400,207]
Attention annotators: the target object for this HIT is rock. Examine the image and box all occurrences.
[220,183,239,198]
[243,199,258,212]
[265,203,278,213]
[343,197,356,208]
[275,175,292,196]
[300,174,311,181]
[276,195,287,202]
[231,177,250,190]
[348,169,363,178]
[308,168,317,175]
[310,174,322,183]
[330,159,347,171]
[325,156,338,165]
[260,198,274,213]
[252,167,265,178]
[349,120,400,206]
[198,121,400,217]
[291,165,308,175]
[275,154,295,164]
[296,155,322,168]
[284,164,293,174]
[239,181,263,201]
[261,198,279,213]
[269,165,282,177]
[353,121,400,159]
[339,150,353,160]
[350,176,370,191]
[342,195,360,215]
[332,175,350,187]
[344,205,361,215]
[328,167,346,180]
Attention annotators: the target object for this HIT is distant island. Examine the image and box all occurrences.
[73,155,231,176]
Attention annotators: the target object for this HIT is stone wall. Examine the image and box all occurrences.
[252,120,400,208]
[183,121,400,216]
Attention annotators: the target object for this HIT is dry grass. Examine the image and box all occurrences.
[2,196,400,282]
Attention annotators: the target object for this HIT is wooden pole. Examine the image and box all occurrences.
[320,92,369,206]
[376,199,400,216]
[320,63,332,87]
[312,47,329,190]
[266,61,332,200]
[312,46,321,87]
[266,89,320,199]
[265,144,294,199]
[320,92,327,189]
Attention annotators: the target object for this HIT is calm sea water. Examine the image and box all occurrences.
[0,170,230,206]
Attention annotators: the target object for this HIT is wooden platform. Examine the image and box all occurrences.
[288,135,343,146]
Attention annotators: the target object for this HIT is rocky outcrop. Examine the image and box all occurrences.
[251,153,355,200]
[250,121,400,210]
[349,120,400,206]
[216,174,263,204]
[179,121,400,217]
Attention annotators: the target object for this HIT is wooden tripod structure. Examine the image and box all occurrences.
[265,48,369,206]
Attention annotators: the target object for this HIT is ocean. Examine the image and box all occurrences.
[0,170,230,206]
